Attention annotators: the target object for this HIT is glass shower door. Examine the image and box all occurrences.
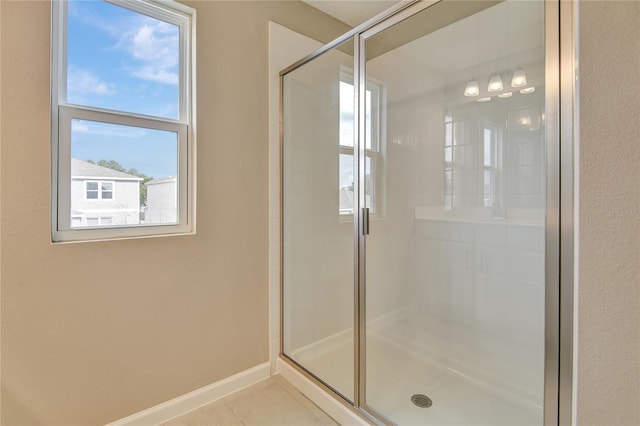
[281,39,356,401]
[362,1,546,424]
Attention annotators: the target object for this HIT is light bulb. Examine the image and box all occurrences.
[519,117,532,126]
[488,74,503,92]
[511,69,527,87]
[477,97,491,103]
[520,87,536,94]
[464,80,479,97]
[498,92,512,98]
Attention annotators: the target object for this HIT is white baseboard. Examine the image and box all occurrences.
[277,357,370,426]
[106,363,270,426]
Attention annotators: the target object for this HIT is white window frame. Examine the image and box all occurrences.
[51,0,196,242]
[480,121,505,210]
[85,180,115,200]
[339,71,385,218]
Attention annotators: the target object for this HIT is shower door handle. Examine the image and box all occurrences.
[362,207,370,235]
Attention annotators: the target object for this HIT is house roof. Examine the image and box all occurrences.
[147,175,177,185]
[71,158,143,180]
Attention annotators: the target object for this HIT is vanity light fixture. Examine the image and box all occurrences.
[487,74,503,92]
[465,69,530,98]
[511,68,527,87]
[464,80,480,97]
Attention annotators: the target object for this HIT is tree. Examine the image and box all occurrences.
[87,159,153,206]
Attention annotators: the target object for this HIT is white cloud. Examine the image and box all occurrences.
[68,1,121,38]
[119,19,179,85]
[133,65,178,85]
[71,121,89,133]
[69,2,180,86]
[67,67,116,101]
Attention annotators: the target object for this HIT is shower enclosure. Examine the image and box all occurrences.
[281,1,569,424]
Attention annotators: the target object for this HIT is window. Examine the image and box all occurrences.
[85,181,114,200]
[443,114,504,212]
[51,0,195,242]
[85,217,113,227]
[339,75,384,216]
[483,126,500,208]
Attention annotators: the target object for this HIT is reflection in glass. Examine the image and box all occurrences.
[339,79,377,215]
[364,0,546,424]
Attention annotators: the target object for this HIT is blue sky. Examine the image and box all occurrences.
[67,0,179,178]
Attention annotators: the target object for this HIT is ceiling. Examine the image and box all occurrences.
[302,0,403,27]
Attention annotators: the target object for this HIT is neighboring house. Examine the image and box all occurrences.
[145,175,177,224]
[71,158,142,227]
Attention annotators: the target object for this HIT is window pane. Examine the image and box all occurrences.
[66,0,179,119]
[365,88,373,150]
[444,121,453,146]
[453,121,465,145]
[86,182,98,190]
[70,119,178,227]
[365,156,373,209]
[444,147,453,169]
[339,82,354,147]
[339,154,373,214]
[484,170,494,207]
[86,218,99,226]
[339,153,354,214]
[340,80,375,150]
[484,128,494,167]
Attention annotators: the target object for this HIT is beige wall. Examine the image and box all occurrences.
[0,1,349,425]
[577,1,640,425]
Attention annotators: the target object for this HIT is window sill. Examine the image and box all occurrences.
[51,224,195,244]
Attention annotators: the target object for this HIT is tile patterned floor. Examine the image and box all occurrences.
[158,375,339,426]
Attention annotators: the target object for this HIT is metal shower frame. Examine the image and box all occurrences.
[279,1,576,424]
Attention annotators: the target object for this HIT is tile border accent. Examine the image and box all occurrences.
[105,363,270,426]
[277,357,369,426]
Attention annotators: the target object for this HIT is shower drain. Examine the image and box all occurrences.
[410,394,433,408]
